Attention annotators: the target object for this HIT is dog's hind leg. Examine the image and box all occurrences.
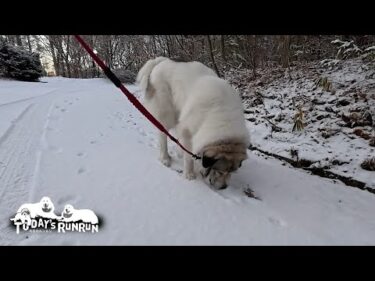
[159,133,171,167]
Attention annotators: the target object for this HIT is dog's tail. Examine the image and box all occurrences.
[136,57,168,93]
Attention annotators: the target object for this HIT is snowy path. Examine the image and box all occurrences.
[1,77,375,245]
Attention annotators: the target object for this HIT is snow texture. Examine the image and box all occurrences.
[0,77,375,245]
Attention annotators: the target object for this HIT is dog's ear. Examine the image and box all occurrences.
[21,208,30,215]
[202,155,218,168]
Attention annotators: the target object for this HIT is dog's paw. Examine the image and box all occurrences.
[159,155,171,167]
[184,171,196,180]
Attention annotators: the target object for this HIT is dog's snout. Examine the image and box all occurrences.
[219,184,228,190]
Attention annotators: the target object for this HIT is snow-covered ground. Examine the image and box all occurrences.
[226,58,375,189]
[1,77,375,245]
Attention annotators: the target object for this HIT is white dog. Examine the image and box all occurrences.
[10,208,32,226]
[61,204,98,224]
[137,57,250,189]
[14,196,59,220]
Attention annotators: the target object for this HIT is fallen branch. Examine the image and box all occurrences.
[262,116,282,132]
[248,144,374,195]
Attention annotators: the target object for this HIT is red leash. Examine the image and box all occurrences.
[74,35,201,160]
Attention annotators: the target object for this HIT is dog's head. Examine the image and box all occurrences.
[21,208,30,216]
[40,196,54,213]
[200,142,247,190]
[62,204,74,218]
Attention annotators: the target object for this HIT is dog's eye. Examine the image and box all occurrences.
[202,156,218,168]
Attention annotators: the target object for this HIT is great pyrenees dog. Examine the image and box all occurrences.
[61,204,98,224]
[10,208,32,226]
[136,57,250,189]
[14,196,58,219]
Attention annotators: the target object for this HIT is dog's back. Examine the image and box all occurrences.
[138,57,217,108]
[137,57,218,128]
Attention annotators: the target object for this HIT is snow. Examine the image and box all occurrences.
[1,77,375,245]
[229,59,375,189]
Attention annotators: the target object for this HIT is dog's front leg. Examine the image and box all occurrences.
[159,133,171,167]
[183,152,196,180]
[180,128,196,180]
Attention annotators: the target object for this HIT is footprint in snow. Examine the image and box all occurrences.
[77,167,86,174]
[268,217,287,227]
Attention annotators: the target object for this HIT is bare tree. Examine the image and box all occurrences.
[207,35,221,77]
[15,35,23,47]
[220,35,226,62]
[279,35,291,68]
[8,35,371,80]
[26,35,32,52]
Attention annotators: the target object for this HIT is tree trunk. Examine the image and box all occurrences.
[27,35,32,52]
[280,35,291,68]
[48,36,60,76]
[64,36,72,78]
[16,35,23,47]
[57,42,66,77]
[220,35,226,62]
[250,35,258,78]
[166,35,171,57]
[207,35,221,77]
[54,36,66,77]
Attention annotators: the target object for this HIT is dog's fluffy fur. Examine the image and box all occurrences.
[136,57,250,189]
